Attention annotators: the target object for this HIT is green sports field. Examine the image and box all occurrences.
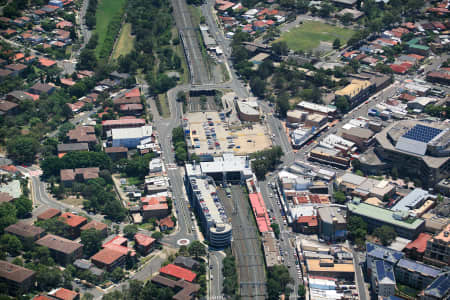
[95,0,126,57]
[275,21,355,52]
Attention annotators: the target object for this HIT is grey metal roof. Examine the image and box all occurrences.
[392,188,430,212]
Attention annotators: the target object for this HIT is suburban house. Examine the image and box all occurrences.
[60,167,100,186]
[59,212,87,238]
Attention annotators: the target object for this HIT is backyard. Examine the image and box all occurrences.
[275,21,355,52]
[111,23,135,60]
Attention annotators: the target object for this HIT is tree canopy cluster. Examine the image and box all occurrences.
[222,249,238,297]
[267,265,293,300]
[251,146,284,179]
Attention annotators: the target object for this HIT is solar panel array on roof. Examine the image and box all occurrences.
[402,124,443,143]
[425,273,450,297]
[397,258,441,278]
[376,260,395,282]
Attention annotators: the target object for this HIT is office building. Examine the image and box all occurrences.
[198,153,253,184]
[306,259,355,280]
[184,163,232,248]
[317,206,347,242]
[348,201,425,239]
[374,121,449,187]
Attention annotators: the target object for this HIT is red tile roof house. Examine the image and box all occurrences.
[81,220,108,238]
[51,288,80,300]
[36,234,83,265]
[60,167,100,186]
[134,233,156,255]
[91,247,126,272]
[140,196,170,220]
[103,235,136,257]
[105,146,128,161]
[119,103,144,115]
[37,208,61,221]
[404,232,432,261]
[38,57,57,68]
[59,212,87,238]
[67,126,97,145]
[5,221,45,241]
[0,260,36,295]
[159,215,175,231]
[159,264,197,282]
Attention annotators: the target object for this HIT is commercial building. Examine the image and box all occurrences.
[296,101,336,117]
[423,223,450,267]
[309,146,350,168]
[235,100,260,122]
[335,79,374,107]
[101,118,146,131]
[287,110,307,124]
[293,215,318,234]
[317,206,347,242]
[347,201,425,239]
[36,234,83,265]
[198,153,253,184]
[5,221,45,241]
[0,260,35,295]
[371,260,396,297]
[341,127,374,150]
[306,259,355,280]
[337,173,396,200]
[395,258,442,290]
[184,163,232,248]
[374,121,450,187]
[109,125,152,148]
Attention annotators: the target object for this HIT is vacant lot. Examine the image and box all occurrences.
[95,0,126,57]
[276,21,355,52]
[111,23,135,60]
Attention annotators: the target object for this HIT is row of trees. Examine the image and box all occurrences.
[222,248,238,297]
[86,0,98,29]
[0,197,33,234]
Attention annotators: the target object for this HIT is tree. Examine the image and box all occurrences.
[6,135,39,164]
[109,267,124,283]
[0,234,22,256]
[123,224,138,239]
[335,95,350,113]
[80,228,104,256]
[271,223,280,239]
[250,77,266,98]
[14,196,32,218]
[0,203,17,233]
[333,191,346,204]
[333,38,341,49]
[276,92,290,118]
[348,216,367,247]
[267,265,293,300]
[151,231,163,242]
[373,225,396,246]
[78,49,97,70]
[36,218,71,239]
[298,284,306,298]
[272,41,289,56]
[188,241,206,259]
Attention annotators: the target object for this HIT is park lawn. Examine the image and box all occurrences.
[95,0,127,57]
[111,23,135,60]
[276,21,355,52]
